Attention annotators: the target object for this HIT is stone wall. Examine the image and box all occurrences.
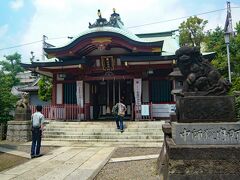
[7,121,32,142]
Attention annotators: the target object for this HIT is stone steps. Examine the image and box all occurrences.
[43,134,163,139]
[43,121,164,143]
[44,128,163,133]
[43,131,163,135]
[45,124,164,128]
[43,138,163,142]
[45,121,164,128]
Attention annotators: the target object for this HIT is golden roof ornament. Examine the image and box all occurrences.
[89,9,123,28]
[97,9,101,18]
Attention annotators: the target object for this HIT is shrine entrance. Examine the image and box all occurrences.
[89,79,133,120]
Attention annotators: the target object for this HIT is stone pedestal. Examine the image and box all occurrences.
[165,137,240,180]
[177,96,236,122]
[172,122,240,145]
[7,121,32,142]
[15,108,31,121]
[158,96,240,180]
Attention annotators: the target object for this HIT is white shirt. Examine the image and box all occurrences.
[117,103,126,116]
[31,112,44,128]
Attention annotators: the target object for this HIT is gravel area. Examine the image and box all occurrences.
[111,147,161,158]
[94,159,160,180]
[0,141,59,172]
[0,141,58,155]
[95,147,161,180]
[0,152,28,172]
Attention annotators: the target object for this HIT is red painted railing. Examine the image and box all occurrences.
[30,102,176,121]
[30,105,84,121]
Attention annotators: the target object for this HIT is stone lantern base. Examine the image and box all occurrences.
[7,120,32,142]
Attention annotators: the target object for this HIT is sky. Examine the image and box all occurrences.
[0,0,240,63]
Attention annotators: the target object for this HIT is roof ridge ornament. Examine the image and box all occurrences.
[88,8,124,29]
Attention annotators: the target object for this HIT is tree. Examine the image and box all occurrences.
[0,71,17,122]
[205,23,240,118]
[38,76,52,102]
[205,26,228,76]
[205,24,240,90]
[179,16,208,47]
[0,52,24,85]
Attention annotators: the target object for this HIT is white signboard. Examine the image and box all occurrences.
[141,105,149,116]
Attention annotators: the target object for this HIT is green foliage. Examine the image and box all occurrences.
[0,52,24,86]
[230,76,240,94]
[0,52,23,122]
[38,76,52,101]
[204,23,240,95]
[205,27,228,76]
[0,72,17,123]
[179,16,208,47]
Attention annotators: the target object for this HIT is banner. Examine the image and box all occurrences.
[76,81,83,107]
[134,78,142,119]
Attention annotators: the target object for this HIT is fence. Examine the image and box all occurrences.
[30,105,84,121]
[30,102,175,121]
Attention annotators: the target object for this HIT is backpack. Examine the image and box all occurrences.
[112,104,118,115]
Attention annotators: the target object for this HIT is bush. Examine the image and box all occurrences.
[0,114,13,123]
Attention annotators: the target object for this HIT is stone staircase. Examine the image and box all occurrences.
[42,121,165,146]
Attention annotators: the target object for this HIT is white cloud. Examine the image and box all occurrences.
[17,0,240,62]
[0,24,9,38]
[10,0,24,10]
[20,0,186,62]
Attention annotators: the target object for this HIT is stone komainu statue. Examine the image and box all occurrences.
[175,46,230,96]
[16,92,30,112]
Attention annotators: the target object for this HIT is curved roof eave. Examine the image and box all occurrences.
[44,27,163,53]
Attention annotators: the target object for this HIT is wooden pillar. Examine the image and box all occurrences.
[118,80,121,102]
[113,80,115,105]
[106,80,110,114]
[52,74,57,105]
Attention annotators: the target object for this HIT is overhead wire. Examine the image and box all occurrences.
[0,6,239,52]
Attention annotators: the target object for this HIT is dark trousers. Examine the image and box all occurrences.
[31,127,42,156]
[116,115,124,130]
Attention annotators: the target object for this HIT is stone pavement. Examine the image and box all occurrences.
[0,140,162,180]
[0,146,115,180]
[23,140,162,148]
[109,154,159,163]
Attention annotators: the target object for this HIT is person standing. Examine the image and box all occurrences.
[116,98,126,133]
[112,103,119,129]
[31,105,45,158]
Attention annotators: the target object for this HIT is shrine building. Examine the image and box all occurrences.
[21,10,184,121]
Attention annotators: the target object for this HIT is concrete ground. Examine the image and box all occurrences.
[0,141,162,180]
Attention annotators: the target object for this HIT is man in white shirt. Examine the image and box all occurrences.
[116,98,126,133]
[31,105,45,158]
